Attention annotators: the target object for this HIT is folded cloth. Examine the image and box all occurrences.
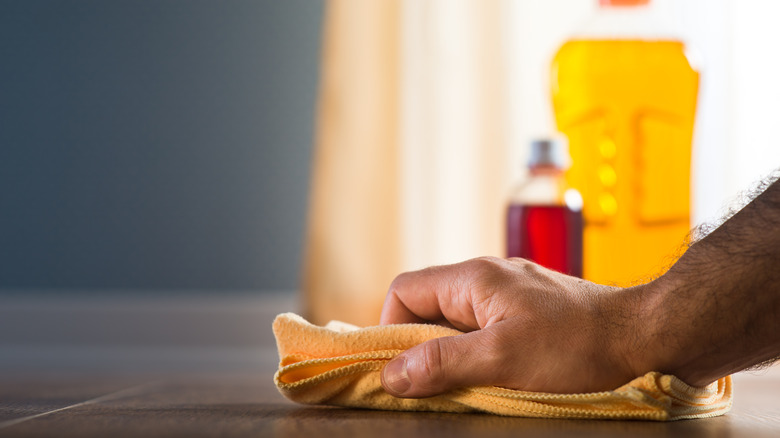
[272,312,732,420]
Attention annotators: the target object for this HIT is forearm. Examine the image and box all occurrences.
[626,175,780,385]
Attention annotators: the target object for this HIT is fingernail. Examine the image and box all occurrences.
[382,357,411,396]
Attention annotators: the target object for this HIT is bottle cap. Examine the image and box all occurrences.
[599,0,650,7]
[528,137,569,169]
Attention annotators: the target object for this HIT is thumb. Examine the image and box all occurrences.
[381,331,500,398]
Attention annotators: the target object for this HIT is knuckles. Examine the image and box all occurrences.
[466,256,537,278]
[387,271,413,298]
[465,256,510,279]
[465,256,530,294]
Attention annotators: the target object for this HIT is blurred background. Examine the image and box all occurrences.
[0,0,323,292]
[1,0,779,318]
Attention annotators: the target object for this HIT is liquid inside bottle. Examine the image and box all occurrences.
[507,204,583,277]
[552,35,699,285]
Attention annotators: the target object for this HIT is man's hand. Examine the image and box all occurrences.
[379,257,643,398]
[380,175,780,399]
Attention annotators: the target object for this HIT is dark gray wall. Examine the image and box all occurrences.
[0,1,323,291]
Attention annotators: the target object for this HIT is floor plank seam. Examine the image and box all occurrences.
[0,380,161,430]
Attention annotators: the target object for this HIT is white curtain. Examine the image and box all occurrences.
[302,0,509,326]
[398,0,508,278]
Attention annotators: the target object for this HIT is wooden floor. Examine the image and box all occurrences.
[2,292,780,437]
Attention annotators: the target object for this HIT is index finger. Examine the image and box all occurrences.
[379,261,481,331]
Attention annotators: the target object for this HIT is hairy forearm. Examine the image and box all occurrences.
[625,174,780,386]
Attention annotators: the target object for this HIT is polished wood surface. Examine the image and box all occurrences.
[1,292,779,437]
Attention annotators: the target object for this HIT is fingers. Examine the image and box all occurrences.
[381,328,505,398]
[381,258,508,329]
[380,265,458,326]
[379,257,524,398]
[380,288,431,325]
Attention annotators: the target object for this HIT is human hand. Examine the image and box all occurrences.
[379,257,643,398]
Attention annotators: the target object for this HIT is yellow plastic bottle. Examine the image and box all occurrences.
[551,0,699,286]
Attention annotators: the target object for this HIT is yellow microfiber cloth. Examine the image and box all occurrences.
[272,312,732,420]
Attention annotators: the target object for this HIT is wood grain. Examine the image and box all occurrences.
[1,292,779,437]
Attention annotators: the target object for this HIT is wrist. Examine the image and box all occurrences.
[585,282,660,388]
[619,271,733,387]
[601,279,673,383]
